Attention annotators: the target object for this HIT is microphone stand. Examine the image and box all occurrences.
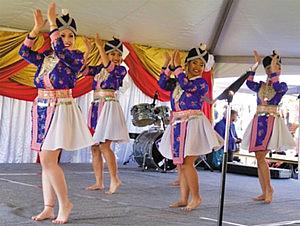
[297,94,300,180]
[215,72,250,225]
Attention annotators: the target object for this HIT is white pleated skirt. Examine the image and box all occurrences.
[42,98,94,151]
[159,115,223,159]
[93,101,129,143]
[241,116,295,152]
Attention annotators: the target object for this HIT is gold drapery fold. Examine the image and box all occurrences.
[0,31,44,69]
[132,44,187,79]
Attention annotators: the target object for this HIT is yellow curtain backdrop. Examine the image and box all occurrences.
[0,31,201,87]
[0,31,44,68]
[75,36,100,66]
[0,31,101,86]
[132,44,187,79]
[1,31,46,87]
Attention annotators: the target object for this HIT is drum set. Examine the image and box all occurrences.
[130,103,176,171]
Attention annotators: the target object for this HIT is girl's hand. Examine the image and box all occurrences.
[163,52,171,67]
[271,54,280,73]
[97,57,102,65]
[83,37,92,54]
[253,50,261,64]
[32,9,46,33]
[95,33,104,49]
[201,96,217,105]
[173,50,181,67]
[47,2,57,26]
[95,33,109,66]
[170,50,176,68]
[82,37,93,65]
[249,50,261,71]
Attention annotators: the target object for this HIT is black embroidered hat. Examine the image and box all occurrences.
[104,38,123,54]
[185,43,209,64]
[263,50,281,68]
[56,9,77,35]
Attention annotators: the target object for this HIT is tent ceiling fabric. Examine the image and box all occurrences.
[214,0,300,57]
[0,0,223,50]
[0,0,299,78]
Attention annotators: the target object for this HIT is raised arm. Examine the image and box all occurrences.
[95,33,110,67]
[18,9,46,66]
[270,54,288,94]
[246,50,262,92]
[158,51,176,91]
[47,3,84,72]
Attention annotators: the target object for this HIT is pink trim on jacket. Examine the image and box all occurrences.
[249,115,275,152]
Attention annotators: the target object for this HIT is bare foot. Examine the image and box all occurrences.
[85,183,104,191]
[253,194,265,201]
[264,188,274,204]
[32,206,55,221]
[52,202,73,224]
[105,179,122,194]
[182,197,202,211]
[169,200,187,208]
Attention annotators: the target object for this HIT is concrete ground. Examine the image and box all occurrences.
[0,163,299,226]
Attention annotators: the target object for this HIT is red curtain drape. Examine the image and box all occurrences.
[0,33,93,101]
[0,33,50,100]
[124,42,170,101]
[202,71,213,120]
[0,37,212,119]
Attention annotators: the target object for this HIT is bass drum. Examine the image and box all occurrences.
[133,130,176,171]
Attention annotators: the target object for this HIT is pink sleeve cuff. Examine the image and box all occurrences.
[174,67,183,77]
[164,68,171,77]
[81,67,89,75]
[50,30,59,43]
[24,37,35,47]
[271,75,279,83]
[105,61,115,73]
[247,75,254,81]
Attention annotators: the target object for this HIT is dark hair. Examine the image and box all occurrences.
[231,110,238,116]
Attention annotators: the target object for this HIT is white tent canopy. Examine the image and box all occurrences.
[0,0,300,77]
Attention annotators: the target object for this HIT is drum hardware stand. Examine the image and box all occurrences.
[142,152,149,171]
[123,133,140,165]
[194,155,214,172]
[160,114,168,173]
[123,152,134,165]
[163,159,167,172]
[159,158,167,173]
[151,90,159,107]
[216,72,250,226]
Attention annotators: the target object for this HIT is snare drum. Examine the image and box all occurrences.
[154,106,170,125]
[131,103,156,127]
[154,106,169,117]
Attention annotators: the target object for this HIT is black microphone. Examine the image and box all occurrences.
[151,91,159,107]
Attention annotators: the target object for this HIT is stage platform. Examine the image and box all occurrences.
[0,163,300,226]
[227,162,293,179]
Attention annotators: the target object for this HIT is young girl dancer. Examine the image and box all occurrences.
[82,34,129,194]
[241,50,295,203]
[158,46,222,211]
[19,3,94,223]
